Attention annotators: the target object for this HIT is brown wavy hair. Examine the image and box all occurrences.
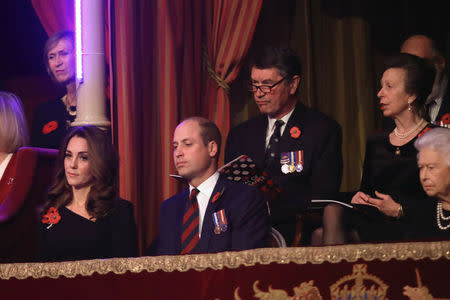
[42,126,119,219]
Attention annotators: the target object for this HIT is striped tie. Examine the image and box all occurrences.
[181,188,200,254]
[265,120,284,172]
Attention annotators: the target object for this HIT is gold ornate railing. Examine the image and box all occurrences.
[1,240,449,280]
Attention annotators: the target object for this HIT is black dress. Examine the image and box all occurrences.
[406,198,450,241]
[36,199,138,262]
[31,97,75,149]
[350,126,430,242]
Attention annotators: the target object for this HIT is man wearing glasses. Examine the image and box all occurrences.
[225,46,343,246]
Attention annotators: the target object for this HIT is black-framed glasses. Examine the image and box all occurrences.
[248,77,286,94]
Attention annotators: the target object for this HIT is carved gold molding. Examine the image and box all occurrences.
[1,241,449,280]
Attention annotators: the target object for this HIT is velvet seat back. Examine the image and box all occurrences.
[0,147,58,263]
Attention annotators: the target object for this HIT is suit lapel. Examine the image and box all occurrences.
[175,189,190,253]
[196,177,227,252]
[280,103,306,151]
[0,153,18,203]
[436,84,449,122]
[253,116,268,164]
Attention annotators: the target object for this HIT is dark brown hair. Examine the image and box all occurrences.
[383,53,435,119]
[249,45,302,95]
[183,117,222,158]
[42,126,118,219]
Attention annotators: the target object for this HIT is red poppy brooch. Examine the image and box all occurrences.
[212,187,225,203]
[42,207,61,229]
[441,113,450,125]
[290,126,301,139]
[42,121,58,135]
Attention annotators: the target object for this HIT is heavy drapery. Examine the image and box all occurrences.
[111,0,262,250]
[31,0,370,251]
[230,0,377,191]
[31,0,74,34]
[203,0,262,161]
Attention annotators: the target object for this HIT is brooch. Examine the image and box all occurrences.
[42,207,61,229]
[42,121,58,135]
[290,126,301,138]
[212,187,225,203]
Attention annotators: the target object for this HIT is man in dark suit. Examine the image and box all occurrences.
[401,35,449,124]
[225,46,343,245]
[155,117,269,255]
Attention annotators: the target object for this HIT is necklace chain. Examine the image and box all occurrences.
[62,95,77,117]
[393,119,424,139]
[436,201,450,230]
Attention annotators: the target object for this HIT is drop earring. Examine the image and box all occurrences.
[407,99,412,111]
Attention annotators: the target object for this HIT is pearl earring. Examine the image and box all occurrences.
[408,100,412,111]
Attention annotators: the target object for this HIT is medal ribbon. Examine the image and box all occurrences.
[213,212,221,229]
[218,209,227,227]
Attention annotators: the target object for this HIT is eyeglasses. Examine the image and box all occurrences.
[248,77,286,94]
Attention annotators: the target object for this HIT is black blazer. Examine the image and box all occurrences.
[225,102,343,241]
[435,80,449,122]
[155,175,269,255]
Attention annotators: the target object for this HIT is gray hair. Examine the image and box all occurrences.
[415,127,450,167]
[0,91,29,153]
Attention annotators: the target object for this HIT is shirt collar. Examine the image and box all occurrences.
[267,107,295,132]
[189,171,220,199]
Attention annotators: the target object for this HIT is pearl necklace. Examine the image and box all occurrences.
[393,119,424,139]
[436,201,450,230]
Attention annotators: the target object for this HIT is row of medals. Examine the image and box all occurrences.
[281,163,303,174]
[214,223,227,234]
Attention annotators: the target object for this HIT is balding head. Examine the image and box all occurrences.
[401,35,434,59]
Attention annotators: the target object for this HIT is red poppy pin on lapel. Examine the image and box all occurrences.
[42,207,61,229]
[290,126,301,138]
[42,121,58,135]
[212,187,225,203]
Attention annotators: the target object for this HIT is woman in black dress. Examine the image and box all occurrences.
[322,53,436,244]
[407,127,450,240]
[31,31,77,149]
[37,126,137,261]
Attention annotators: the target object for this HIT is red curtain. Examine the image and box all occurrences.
[32,0,262,252]
[203,0,263,162]
[31,0,74,35]
[112,0,205,250]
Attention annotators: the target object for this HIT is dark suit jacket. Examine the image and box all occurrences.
[225,102,343,242]
[435,78,449,122]
[155,175,269,255]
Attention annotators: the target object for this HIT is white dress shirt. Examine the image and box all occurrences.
[189,171,220,237]
[265,107,295,149]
